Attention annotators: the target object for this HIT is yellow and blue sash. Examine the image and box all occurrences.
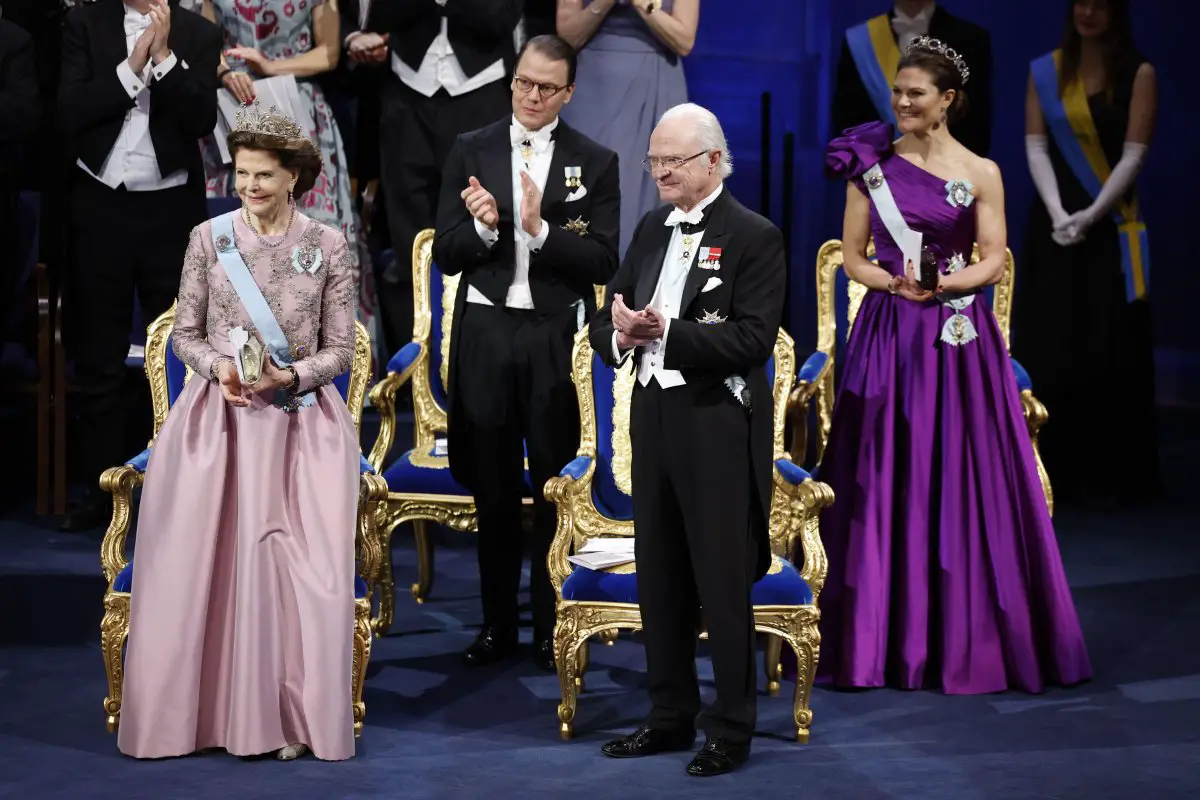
[1031,49,1149,301]
[846,14,900,129]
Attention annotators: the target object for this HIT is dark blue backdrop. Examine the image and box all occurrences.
[681,0,1198,404]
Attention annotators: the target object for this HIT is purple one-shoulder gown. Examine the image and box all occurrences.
[815,122,1092,694]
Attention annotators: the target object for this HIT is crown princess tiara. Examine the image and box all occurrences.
[233,100,305,139]
[906,35,970,85]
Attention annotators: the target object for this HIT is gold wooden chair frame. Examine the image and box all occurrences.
[365,229,606,631]
[789,240,1053,514]
[366,229,482,630]
[544,327,835,742]
[99,305,386,737]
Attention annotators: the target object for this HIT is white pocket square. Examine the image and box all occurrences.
[565,185,588,202]
[701,276,723,293]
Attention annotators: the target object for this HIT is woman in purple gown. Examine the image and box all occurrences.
[817,37,1092,694]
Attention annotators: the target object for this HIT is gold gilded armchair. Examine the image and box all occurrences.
[544,327,835,743]
[790,240,1053,514]
[99,305,386,736]
[366,231,609,629]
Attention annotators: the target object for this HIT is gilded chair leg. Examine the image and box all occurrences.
[554,608,584,740]
[1031,435,1054,517]
[575,639,590,693]
[100,593,130,733]
[763,634,783,696]
[791,630,820,744]
[410,519,435,603]
[372,521,398,636]
[352,598,372,738]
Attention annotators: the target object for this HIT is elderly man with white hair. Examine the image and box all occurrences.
[589,102,786,777]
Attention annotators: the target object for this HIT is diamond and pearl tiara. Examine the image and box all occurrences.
[232,100,305,139]
[905,35,970,86]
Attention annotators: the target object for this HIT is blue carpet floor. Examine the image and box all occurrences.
[2,411,1199,799]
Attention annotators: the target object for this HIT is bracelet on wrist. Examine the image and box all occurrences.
[217,66,232,80]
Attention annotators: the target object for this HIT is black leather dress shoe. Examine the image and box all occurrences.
[686,737,750,776]
[534,637,556,672]
[461,625,518,667]
[601,725,696,758]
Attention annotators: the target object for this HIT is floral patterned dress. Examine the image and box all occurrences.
[200,0,378,343]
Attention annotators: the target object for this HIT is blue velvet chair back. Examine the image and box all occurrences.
[579,328,796,525]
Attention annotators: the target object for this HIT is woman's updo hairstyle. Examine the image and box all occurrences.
[226,102,324,197]
[897,35,971,124]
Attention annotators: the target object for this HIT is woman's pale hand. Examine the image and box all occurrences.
[217,360,251,407]
[221,69,256,104]
[899,261,933,302]
[225,47,273,77]
[348,32,389,65]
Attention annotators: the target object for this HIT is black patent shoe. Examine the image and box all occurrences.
[686,737,750,776]
[461,625,519,667]
[601,725,696,758]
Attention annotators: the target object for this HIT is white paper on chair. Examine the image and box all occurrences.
[213,76,306,165]
[433,437,448,456]
[568,538,635,570]
[568,551,635,571]
[228,326,250,383]
[579,538,634,555]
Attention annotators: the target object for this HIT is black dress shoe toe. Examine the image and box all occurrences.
[534,637,556,672]
[686,737,750,776]
[601,725,696,758]
[461,626,518,667]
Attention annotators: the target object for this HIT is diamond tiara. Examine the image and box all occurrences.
[906,35,970,85]
[233,100,305,139]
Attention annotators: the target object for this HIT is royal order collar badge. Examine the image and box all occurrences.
[697,309,727,324]
[562,216,589,237]
[697,246,722,270]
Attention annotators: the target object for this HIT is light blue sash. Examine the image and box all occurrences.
[210,211,314,409]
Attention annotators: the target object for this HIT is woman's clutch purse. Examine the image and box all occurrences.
[229,326,265,384]
[917,246,941,293]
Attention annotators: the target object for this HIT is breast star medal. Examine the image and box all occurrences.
[697,309,726,324]
[562,216,589,237]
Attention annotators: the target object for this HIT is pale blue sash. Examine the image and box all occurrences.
[210,211,314,409]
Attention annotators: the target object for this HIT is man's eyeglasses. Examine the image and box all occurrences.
[513,76,569,99]
[642,150,710,173]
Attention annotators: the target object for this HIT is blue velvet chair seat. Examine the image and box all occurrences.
[561,554,813,607]
[114,560,368,599]
[383,446,532,496]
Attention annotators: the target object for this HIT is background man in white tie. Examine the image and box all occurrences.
[433,35,620,672]
[590,103,785,777]
[58,0,220,530]
[831,0,992,155]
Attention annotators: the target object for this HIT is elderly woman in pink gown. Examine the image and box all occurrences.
[117,104,360,762]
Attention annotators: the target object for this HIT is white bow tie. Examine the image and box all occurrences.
[664,206,705,228]
[510,124,552,154]
[125,11,152,35]
[892,6,930,47]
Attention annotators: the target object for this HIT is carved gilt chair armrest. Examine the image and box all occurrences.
[366,341,425,474]
[788,351,832,467]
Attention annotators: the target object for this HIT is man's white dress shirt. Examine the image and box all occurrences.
[393,0,506,97]
[77,4,188,191]
[892,2,935,52]
[614,183,725,389]
[468,116,556,310]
